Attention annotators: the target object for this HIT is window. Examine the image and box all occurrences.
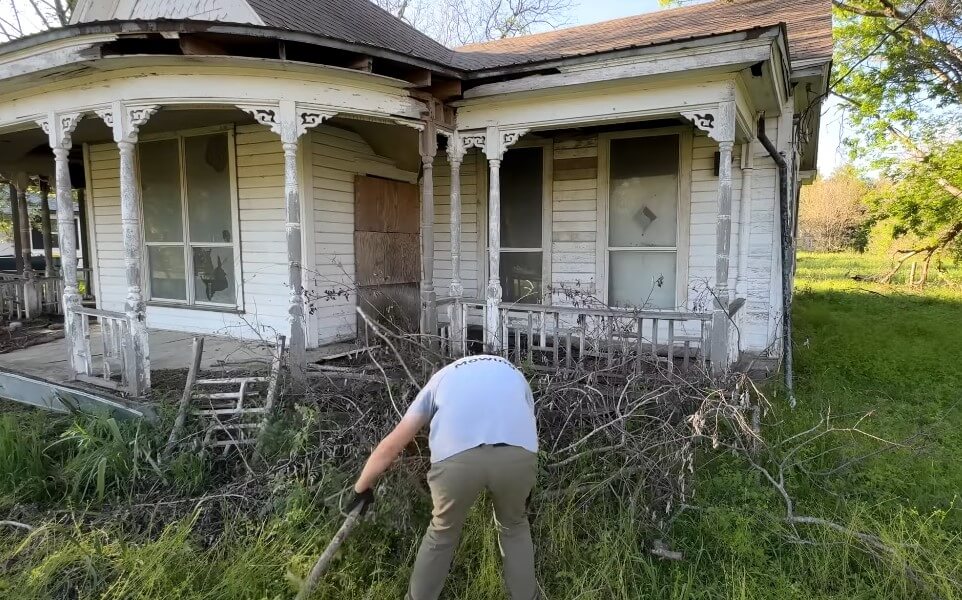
[499,147,546,304]
[140,130,239,308]
[606,134,680,309]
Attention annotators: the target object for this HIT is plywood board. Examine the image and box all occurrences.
[354,231,420,286]
[354,176,419,234]
[356,283,421,334]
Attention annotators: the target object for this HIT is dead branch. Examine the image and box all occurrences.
[0,520,35,531]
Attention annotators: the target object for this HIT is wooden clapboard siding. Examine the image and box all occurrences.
[432,149,481,299]
[551,135,598,301]
[744,115,783,354]
[311,124,418,345]
[233,124,289,337]
[86,143,124,312]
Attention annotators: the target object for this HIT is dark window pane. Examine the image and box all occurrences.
[500,251,543,304]
[500,147,543,248]
[186,133,233,244]
[609,135,679,248]
[30,225,43,251]
[148,246,187,301]
[141,138,184,243]
[192,246,236,305]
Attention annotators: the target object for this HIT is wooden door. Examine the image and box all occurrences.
[354,176,421,333]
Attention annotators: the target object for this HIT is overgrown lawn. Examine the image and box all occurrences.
[0,251,960,599]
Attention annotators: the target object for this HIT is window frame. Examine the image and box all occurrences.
[597,126,692,310]
[490,139,553,304]
[138,124,243,311]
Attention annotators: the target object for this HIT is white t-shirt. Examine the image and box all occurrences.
[405,355,538,463]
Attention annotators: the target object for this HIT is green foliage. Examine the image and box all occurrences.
[0,183,11,242]
[0,411,64,505]
[52,416,161,503]
[834,1,962,161]
[866,141,962,255]
[833,2,962,266]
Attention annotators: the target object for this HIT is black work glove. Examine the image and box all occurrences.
[346,488,374,516]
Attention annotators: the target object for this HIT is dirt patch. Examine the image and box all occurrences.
[0,316,64,354]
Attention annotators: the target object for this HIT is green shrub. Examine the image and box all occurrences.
[51,415,162,503]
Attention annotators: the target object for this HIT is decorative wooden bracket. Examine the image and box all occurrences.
[681,101,735,143]
[95,103,160,143]
[37,112,84,150]
[239,101,337,144]
[458,130,485,154]
[439,130,464,163]
[501,128,529,149]
[395,118,425,131]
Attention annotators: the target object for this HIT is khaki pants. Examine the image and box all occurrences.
[408,444,539,600]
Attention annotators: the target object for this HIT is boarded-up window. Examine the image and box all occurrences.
[354,176,421,333]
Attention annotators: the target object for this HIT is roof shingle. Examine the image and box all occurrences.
[246,0,456,66]
[452,0,833,70]
[238,0,833,73]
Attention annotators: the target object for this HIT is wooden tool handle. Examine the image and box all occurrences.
[295,504,364,600]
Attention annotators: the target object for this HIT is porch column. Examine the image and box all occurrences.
[39,112,91,375]
[38,177,54,277]
[683,103,736,374]
[239,101,334,389]
[8,181,23,273]
[711,132,735,374]
[447,134,465,353]
[420,122,438,339]
[15,173,33,277]
[15,172,40,317]
[98,102,158,395]
[484,127,503,352]
[735,140,755,299]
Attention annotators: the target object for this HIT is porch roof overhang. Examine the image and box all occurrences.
[453,76,757,150]
[0,56,428,139]
[459,25,793,93]
[0,19,464,80]
[453,23,829,169]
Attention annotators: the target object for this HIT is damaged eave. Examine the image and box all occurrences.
[0,20,466,81]
[0,36,112,81]
[457,26,786,101]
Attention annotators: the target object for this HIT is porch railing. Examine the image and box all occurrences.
[0,276,64,320]
[73,306,135,393]
[433,299,713,373]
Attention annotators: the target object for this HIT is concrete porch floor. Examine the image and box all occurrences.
[1,328,358,388]
[0,327,361,417]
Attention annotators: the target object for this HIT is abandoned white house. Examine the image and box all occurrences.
[0,0,832,397]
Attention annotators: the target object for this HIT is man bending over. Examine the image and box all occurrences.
[350,354,539,600]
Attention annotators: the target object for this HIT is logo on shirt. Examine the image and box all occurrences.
[453,355,521,372]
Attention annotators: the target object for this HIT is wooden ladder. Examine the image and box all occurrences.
[165,336,285,455]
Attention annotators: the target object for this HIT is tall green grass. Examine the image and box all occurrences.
[1,252,961,598]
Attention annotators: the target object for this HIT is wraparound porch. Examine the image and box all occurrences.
[1,67,759,398]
